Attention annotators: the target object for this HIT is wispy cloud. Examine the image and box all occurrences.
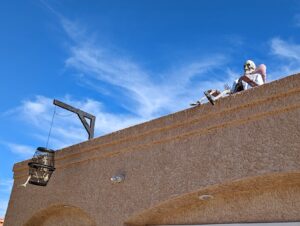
[16,13,300,152]
[62,18,232,117]
[4,17,236,150]
[0,179,13,194]
[0,179,13,217]
[2,13,239,151]
[22,97,97,148]
[0,200,8,218]
[13,95,146,149]
[1,141,35,158]
[269,37,300,79]
[271,38,300,61]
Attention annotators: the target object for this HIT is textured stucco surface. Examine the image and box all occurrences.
[4,73,300,226]
[23,205,96,226]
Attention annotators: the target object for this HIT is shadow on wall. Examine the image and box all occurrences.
[125,172,300,226]
[23,204,96,226]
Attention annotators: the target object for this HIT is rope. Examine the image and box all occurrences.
[46,105,57,148]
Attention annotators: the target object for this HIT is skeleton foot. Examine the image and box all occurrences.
[204,91,215,105]
[20,176,31,188]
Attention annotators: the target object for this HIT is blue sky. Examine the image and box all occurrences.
[1,0,300,217]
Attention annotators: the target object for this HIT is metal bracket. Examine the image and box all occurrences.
[53,99,96,140]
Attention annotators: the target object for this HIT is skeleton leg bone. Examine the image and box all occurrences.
[20,175,31,188]
[213,89,231,100]
[190,96,207,106]
[205,89,231,105]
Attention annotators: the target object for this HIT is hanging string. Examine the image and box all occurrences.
[46,105,57,148]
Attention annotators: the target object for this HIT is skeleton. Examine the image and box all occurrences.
[20,155,51,188]
[191,60,266,106]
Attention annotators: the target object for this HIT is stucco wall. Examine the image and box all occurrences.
[4,74,300,226]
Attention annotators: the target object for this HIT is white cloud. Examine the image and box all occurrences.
[13,96,147,149]
[62,18,232,118]
[0,200,8,218]
[6,17,237,151]
[271,38,300,61]
[1,142,35,158]
[2,18,237,150]
[0,179,13,194]
[21,96,53,125]
[269,37,300,80]
[17,5,297,152]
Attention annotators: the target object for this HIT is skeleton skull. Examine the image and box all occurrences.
[244,60,256,74]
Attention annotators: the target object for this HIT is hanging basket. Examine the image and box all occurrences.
[28,147,55,186]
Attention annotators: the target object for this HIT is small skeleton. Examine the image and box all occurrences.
[191,60,266,106]
[20,155,50,188]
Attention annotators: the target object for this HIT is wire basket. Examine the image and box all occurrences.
[28,147,55,186]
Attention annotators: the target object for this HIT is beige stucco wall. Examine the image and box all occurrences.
[4,74,300,226]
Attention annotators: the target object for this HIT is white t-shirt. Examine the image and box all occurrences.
[242,73,264,90]
[231,73,264,93]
